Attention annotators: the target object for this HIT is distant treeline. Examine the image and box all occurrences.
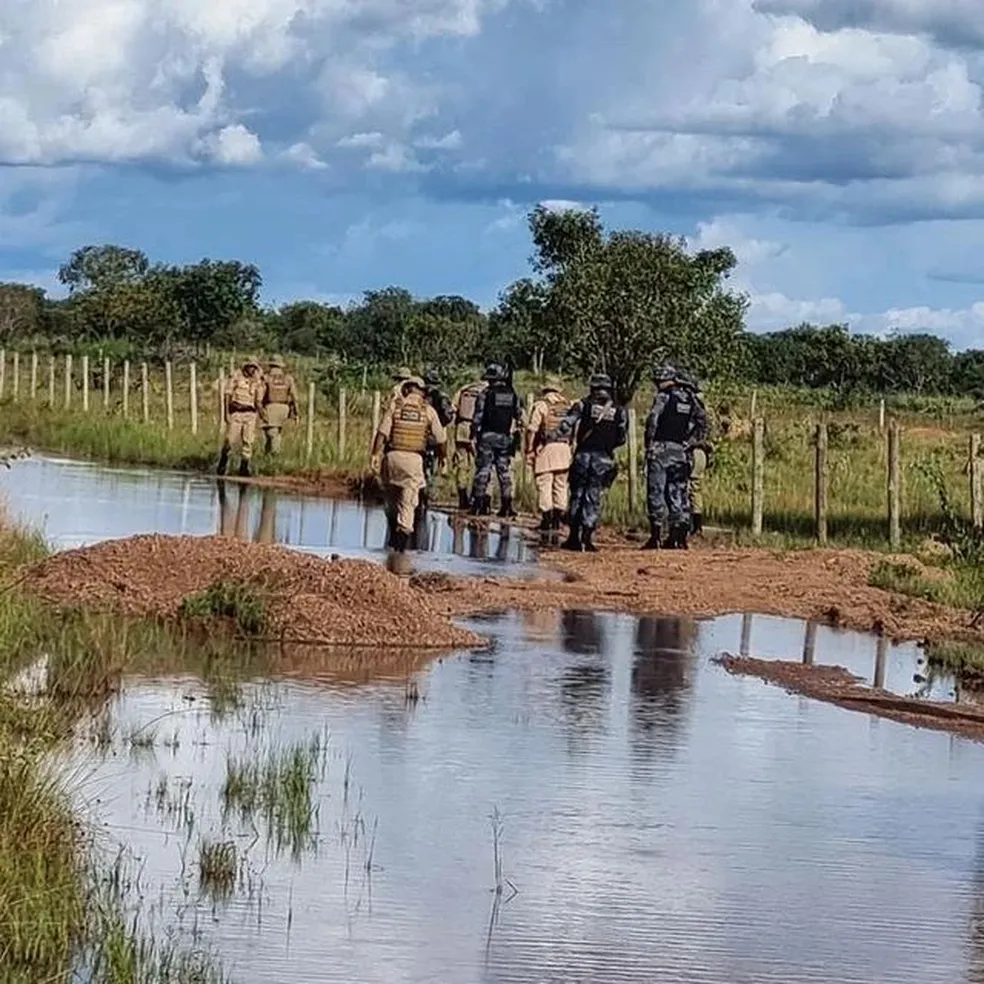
[1,208,981,401]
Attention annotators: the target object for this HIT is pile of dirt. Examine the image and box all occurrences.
[715,654,984,742]
[23,534,481,651]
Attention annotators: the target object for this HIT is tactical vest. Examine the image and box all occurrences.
[577,398,619,454]
[228,373,258,409]
[481,386,517,435]
[264,372,293,405]
[388,396,429,453]
[456,383,483,424]
[541,393,571,442]
[428,389,454,427]
[652,388,693,444]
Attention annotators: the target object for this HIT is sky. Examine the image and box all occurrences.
[3,0,984,348]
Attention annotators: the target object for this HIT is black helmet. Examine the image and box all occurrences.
[484,363,506,382]
[423,366,440,387]
[589,373,612,391]
[652,363,677,385]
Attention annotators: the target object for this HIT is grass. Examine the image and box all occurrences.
[221,732,328,861]
[179,581,268,637]
[198,840,239,903]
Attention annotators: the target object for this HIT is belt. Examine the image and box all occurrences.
[229,405,256,414]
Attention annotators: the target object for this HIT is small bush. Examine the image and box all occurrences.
[179,580,267,636]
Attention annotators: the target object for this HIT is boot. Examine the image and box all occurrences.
[641,520,662,550]
[561,522,582,551]
[498,496,517,519]
[537,511,552,532]
[457,487,471,510]
[237,459,251,478]
[478,496,492,516]
[691,513,703,535]
[216,448,230,476]
[392,530,409,553]
[551,509,564,530]
[581,526,598,552]
[666,524,689,550]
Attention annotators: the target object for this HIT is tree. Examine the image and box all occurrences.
[523,205,748,401]
[275,301,347,355]
[165,260,262,348]
[57,244,149,294]
[0,283,46,340]
[345,287,416,365]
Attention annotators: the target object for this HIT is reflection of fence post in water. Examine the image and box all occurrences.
[874,636,888,690]
[802,621,817,665]
[329,499,339,545]
[740,613,753,657]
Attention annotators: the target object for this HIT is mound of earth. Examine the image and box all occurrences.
[23,534,481,650]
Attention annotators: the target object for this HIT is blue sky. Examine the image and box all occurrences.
[3,0,984,347]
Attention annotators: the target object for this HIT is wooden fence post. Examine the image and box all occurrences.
[371,390,381,439]
[29,351,37,401]
[749,389,758,419]
[0,349,6,399]
[11,351,19,400]
[64,354,72,408]
[751,416,764,536]
[103,357,110,409]
[972,434,983,529]
[306,382,315,462]
[81,354,89,411]
[217,371,225,431]
[165,361,174,429]
[878,398,886,432]
[122,361,130,418]
[887,420,901,549]
[627,407,639,515]
[190,363,198,435]
[47,356,55,407]
[141,363,149,423]
[814,420,828,545]
[338,388,347,459]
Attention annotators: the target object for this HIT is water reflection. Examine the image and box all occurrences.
[558,611,609,749]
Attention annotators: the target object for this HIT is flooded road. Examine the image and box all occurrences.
[65,610,984,984]
[0,455,536,576]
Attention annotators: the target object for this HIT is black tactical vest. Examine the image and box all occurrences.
[481,386,517,435]
[577,398,619,454]
[652,388,693,443]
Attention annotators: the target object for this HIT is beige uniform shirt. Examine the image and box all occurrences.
[526,397,573,474]
[377,401,447,487]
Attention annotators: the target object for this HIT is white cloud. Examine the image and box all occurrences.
[414,130,463,150]
[278,142,326,169]
[690,219,785,266]
[203,124,263,165]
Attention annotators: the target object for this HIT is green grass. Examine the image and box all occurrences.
[197,839,239,903]
[179,581,268,637]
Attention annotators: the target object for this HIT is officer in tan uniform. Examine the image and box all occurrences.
[449,375,487,510]
[388,367,414,410]
[260,354,298,455]
[218,357,263,477]
[370,376,447,553]
[525,379,573,532]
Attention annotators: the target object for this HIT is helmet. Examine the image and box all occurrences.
[652,363,677,385]
[423,367,440,387]
[242,357,261,372]
[392,366,413,382]
[401,376,426,394]
[484,363,506,382]
[589,373,612,391]
[268,354,284,369]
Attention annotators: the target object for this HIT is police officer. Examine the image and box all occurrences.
[422,367,455,505]
[676,369,713,536]
[558,373,627,552]
[525,378,573,533]
[450,374,487,510]
[470,363,523,517]
[643,364,708,550]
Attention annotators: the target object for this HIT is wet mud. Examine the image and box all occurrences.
[715,654,984,742]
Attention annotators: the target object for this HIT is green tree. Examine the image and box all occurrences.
[0,283,46,340]
[165,260,262,348]
[57,244,149,294]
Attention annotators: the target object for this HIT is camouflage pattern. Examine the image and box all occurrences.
[568,451,618,529]
[646,443,692,530]
[471,433,514,501]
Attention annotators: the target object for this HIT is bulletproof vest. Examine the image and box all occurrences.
[577,398,619,454]
[228,373,258,408]
[480,385,517,435]
[264,371,292,405]
[652,388,693,444]
[541,392,571,442]
[456,383,483,424]
[388,394,429,453]
[428,389,454,427]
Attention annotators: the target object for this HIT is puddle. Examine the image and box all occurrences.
[60,611,984,984]
[0,455,539,577]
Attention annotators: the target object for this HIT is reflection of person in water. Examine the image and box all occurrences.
[630,616,698,760]
[217,483,279,544]
[558,610,609,748]
[967,816,984,982]
[522,609,561,646]
[255,488,276,543]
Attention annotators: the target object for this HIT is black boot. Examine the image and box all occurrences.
[498,496,517,519]
[581,527,598,552]
[216,448,229,476]
[561,523,582,551]
[641,520,661,550]
[457,487,471,510]
[551,509,564,530]
[666,524,689,550]
[478,496,492,516]
[691,513,703,535]
[537,511,552,532]
[237,459,251,478]
[392,530,409,553]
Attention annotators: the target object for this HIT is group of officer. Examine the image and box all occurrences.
[371,361,712,555]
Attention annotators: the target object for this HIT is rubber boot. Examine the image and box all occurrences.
[641,520,662,550]
[216,448,230,476]
[537,511,552,532]
[561,522,582,552]
[581,527,598,553]
[498,496,517,519]
[691,513,703,535]
[457,487,471,510]
[237,459,251,478]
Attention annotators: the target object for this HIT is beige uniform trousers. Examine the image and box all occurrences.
[533,440,572,512]
[382,450,426,534]
[223,410,258,460]
[262,403,291,454]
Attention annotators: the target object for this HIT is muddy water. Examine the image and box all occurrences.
[62,611,984,984]
[0,454,536,575]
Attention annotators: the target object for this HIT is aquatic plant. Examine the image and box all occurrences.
[179,580,267,637]
[197,839,239,902]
